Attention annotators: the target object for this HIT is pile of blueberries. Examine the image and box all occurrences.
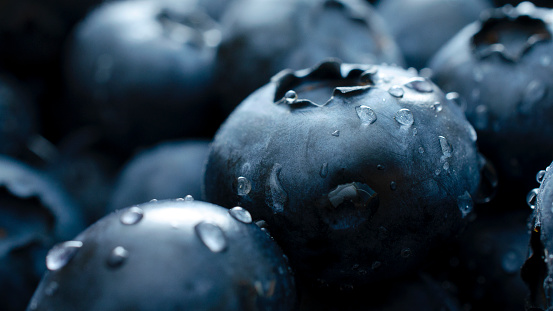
[3,0,553,310]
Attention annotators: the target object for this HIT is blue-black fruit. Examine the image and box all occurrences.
[430,2,553,206]
[0,156,84,311]
[27,199,297,310]
[204,60,482,287]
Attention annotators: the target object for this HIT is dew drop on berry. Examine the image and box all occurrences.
[267,163,287,214]
[390,181,397,191]
[332,130,340,137]
[439,136,452,158]
[284,90,298,104]
[431,102,443,112]
[395,109,414,126]
[184,195,194,201]
[527,188,539,209]
[46,241,83,271]
[320,163,328,178]
[457,191,473,218]
[120,206,144,225]
[501,250,521,274]
[237,176,251,196]
[537,170,546,183]
[356,105,377,125]
[404,78,433,93]
[195,222,227,253]
[229,206,252,224]
[377,164,385,170]
[418,147,425,154]
[107,246,129,268]
[388,86,404,98]
[443,162,450,170]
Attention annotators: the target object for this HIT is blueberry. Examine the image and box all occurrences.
[0,155,84,311]
[64,0,221,154]
[376,0,491,69]
[429,2,553,207]
[107,140,210,213]
[204,60,483,287]
[216,0,404,113]
[28,199,296,310]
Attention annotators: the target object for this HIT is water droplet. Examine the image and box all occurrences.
[457,191,473,218]
[537,170,546,183]
[229,206,252,224]
[405,78,433,93]
[431,102,443,112]
[120,207,144,225]
[267,164,288,214]
[195,222,227,253]
[520,80,547,115]
[418,147,425,154]
[237,176,251,196]
[390,181,397,191]
[107,246,129,268]
[372,261,382,270]
[388,86,404,98]
[395,109,414,126]
[443,162,450,170]
[468,125,478,142]
[377,164,385,170]
[176,197,185,201]
[446,92,465,110]
[501,250,521,274]
[527,188,539,209]
[185,195,194,201]
[401,248,412,258]
[473,104,488,130]
[412,127,418,136]
[149,199,158,202]
[284,90,298,104]
[332,130,340,137]
[45,281,59,296]
[439,136,452,158]
[320,163,328,178]
[356,105,377,125]
[435,168,441,176]
[46,241,83,271]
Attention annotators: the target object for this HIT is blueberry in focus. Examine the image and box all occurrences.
[204,60,483,287]
[64,0,221,154]
[0,155,84,311]
[216,0,404,113]
[27,199,297,311]
[376,0,492,69]
[429,2,553,206]
[107,140,210,213]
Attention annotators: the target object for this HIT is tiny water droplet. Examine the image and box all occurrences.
[267,164,288,214]
[401,248,412,258]
[237,176,251,196]
[195,222,227,253]
[435,168,441,176]
[439,136,452,158]
[176,197,185,201]
[120,207,144,225]
[468,125,478,142]
[443,162,450,170]
[320,163,328,178]
[446,92,465,110]
[431,102,443,112]
[418,147,425,154]
[501,250,521,274]
[107,246,129,268]
[390,181,397,191]
[46,241,83,271]
[284,90,298,104]
[372,261,382,270]
[412,127,418,136]
[457,191,473,218]
[527,188,539,209]
[405,78,433,93]
[395,109,414,126]
[377,164,385,170]
[356,106,377,125]
[185,195,194,201]
[332,130,340,137]
[229,206,252,224]
[149,199,158,202]
[537,170,546,183]
[45,281,59,296]
[388,86,404,98]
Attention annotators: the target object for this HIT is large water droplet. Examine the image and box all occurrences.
[537,170,546,183]
[457,191,473,218]
[229,206,252,224]
[405,78,433,93]
[527,188,539,209]
[401,248,412,258]
[284,90,298,105]
[332,130,340,137]
[267,164,288,214]
[501,250,521,274]
[120,207,144,225]
[237,176,251,196]
[390,181,397,191]
[184,195,194,201]
[388,86,404,98]
[520,80,547,115]
[320,163,328,178]
[439,136,452,158]
[107,246,129,268]
[356,105,377,125]
[195,222,227,253]
[46,241,83,271]
[395,109,414,126]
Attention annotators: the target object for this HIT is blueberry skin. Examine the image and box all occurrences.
[28,200,297,311]
[429,3,553,206]
[377,0,491,69]
[204,60,482,287]
[216,0,404,113]
[107,140,210,213]
[0,156,84,311]
[64,0,221,153]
